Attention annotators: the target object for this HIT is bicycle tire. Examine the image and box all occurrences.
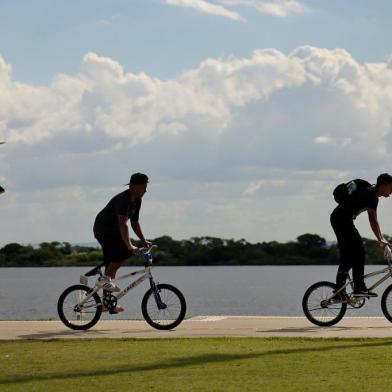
[381,284,392,323]
[57,284,102,330]
[302,281,347,327]
[141,283,186,330]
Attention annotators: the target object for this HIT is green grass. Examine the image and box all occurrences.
[1,337,391,391]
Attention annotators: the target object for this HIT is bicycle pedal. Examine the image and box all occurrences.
[109,307,124,314]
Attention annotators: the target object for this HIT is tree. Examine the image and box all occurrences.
[296,234,326,248]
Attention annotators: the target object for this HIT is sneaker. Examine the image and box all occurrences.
[96,276,120,292]
[353,289,377,298]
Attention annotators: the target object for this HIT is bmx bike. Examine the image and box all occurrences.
[57,245,186,330]
[303,245,392,326]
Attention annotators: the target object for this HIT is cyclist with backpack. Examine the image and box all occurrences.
[331,174,392,297]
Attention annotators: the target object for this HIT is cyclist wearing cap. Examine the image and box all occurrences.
[331,173,392,298]
[93,172,151,312]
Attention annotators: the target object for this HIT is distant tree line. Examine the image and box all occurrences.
[0,233,390,267]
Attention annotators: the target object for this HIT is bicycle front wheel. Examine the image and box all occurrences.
[57,284,102,330]
[381,284,392,323]
[302,281,347,327]
[141,283,186,330]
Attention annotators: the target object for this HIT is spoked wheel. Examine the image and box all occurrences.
[141,283,186,330]
[381,284,392,323]
[302,281,347,327]
[57,284,102,330]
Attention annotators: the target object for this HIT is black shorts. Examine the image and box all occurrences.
[95,230,134,266]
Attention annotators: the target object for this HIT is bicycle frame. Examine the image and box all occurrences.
[332,245,392,299]
[76,247,166,310]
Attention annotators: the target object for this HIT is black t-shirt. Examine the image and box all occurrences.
[340,180,378,219]
[94,190,141,235]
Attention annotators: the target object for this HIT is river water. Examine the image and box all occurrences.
[0,265,390,320]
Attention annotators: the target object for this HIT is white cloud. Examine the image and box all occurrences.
[96,19,112,27]
[158,121,188,135]
[3,45,392,163]
[163,0,245,21]
[243,180,264,196]
[95,14,120,27]
[314,136,332,144]
[220,0,310,17]
[0,48,307,146]
[2,46,392,169]
[162,0,310,20]
[3,46,392,244]
[243,179,287,196]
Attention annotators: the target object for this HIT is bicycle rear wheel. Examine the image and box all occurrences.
[141,283,186,330]
[57,284,102,330]
[381,284,392,323]
[302,281,347,327]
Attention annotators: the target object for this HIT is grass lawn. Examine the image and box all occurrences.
[1,337,391,391]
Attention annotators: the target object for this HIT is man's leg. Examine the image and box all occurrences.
[105,260,127,280]
[336,240,352,291]
[351,229,366,292]
[332,219,353,291]
[102,260,127,313]
[335,227,366,292]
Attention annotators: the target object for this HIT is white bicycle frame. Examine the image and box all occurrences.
[332,245,392,299]
[76,247,165,310]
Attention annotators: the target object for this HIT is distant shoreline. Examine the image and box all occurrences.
[0,234,388,268]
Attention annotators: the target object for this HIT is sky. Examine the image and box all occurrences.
[2,0,392,246]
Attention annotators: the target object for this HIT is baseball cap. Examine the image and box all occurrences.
[125,172,149,186]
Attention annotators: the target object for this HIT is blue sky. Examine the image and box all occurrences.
[2,1,392,246]
[1,1,392,84]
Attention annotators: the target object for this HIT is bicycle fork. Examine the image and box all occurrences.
[149,278,167,310]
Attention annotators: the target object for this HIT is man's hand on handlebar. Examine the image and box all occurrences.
[128,244,139,254]
[142,240,152,249]
[138,244,157,253]
[379,239,390,248]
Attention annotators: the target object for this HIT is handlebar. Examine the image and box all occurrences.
[137,244,157,265]
[138,244,158,254]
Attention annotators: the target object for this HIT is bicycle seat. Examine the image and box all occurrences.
[84,262,105,277]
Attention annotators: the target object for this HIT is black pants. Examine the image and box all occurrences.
[93,223,133,267]
[330,207,366,292]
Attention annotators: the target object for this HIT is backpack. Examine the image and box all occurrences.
[333,179,371,204]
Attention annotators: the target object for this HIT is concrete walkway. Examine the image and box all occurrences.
[1,316,392,340]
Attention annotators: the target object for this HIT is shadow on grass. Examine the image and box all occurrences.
[2,339,392,385]
[258,326,392,334]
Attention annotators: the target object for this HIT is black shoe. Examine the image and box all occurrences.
[353,289,377,298]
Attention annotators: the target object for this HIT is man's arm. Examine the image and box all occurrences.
[131,221,151,247]
[117,215,138,252]
[368,209,388,246]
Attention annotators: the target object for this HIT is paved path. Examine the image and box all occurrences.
[2,316,392,339]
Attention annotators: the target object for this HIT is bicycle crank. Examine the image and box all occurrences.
[103,294,118,311]
[348,297,366,308]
